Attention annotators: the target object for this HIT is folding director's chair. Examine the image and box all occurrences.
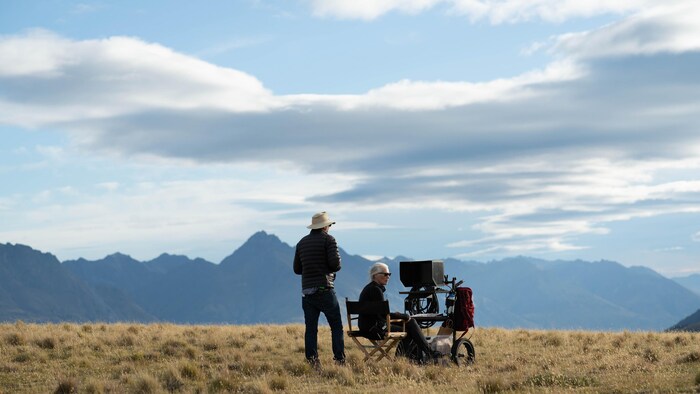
[345,298,407,362]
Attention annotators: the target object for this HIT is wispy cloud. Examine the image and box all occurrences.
[195,35,273,57]
[306,0,660,22]
[0,169,355,260]
[652,246,684,252]
[71,3,104,14]
[309,0,442,21]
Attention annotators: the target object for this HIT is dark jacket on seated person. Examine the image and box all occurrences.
[358,281,408,339]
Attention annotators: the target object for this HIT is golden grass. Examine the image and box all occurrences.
[0,322,699,393]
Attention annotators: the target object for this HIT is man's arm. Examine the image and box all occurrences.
[390,312,409,320]
[293,246,302,275]
[325,234,341,272]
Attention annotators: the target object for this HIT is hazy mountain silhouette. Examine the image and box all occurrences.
[668,308,700,332]
[65,250,220,323]
[673,274,700,295]
[342,254,700,330]
[2,233,699,330]
[383,256,700,330]
[0,243,153,322]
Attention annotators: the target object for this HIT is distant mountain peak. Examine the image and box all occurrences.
[218,230,291,267]
[100,252,141,266]
[242,230,286,249]
[0,243,61,266]
[248,230,279,242]
[393,255,413,262]
[1,242,53,256]
[106,252,132,259]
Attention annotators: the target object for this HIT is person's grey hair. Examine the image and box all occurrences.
[369,262,389,282]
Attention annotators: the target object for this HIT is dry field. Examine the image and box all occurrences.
[1,322,699,393]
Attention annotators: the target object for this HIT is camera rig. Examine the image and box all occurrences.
[399,260,462,327]
[398,260,475,364]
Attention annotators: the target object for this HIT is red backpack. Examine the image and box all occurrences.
[454,287,475,331]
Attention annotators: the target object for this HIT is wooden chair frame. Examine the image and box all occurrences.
[345,298,407,362]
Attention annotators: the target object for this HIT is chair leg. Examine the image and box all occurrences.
[350,336,403,363]
[367,339,396,362]
[351,337,372,361]
[374,338,402,362]
[380,339,401,361]
[367,339,391,360]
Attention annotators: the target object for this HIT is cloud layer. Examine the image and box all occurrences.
[2,3,700,257]
[307,0,661,22]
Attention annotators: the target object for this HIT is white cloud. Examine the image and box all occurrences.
[448,0,659,24]
[0,30,75,77]
[693,232,700,242]
[309,0,442,20]
[361,255,385,261]
[280,60,579,111]
[0,30,275,128]
[306,0,662,22]
[550,2,700,59]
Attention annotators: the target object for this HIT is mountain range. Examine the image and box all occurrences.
[667,308,700,332]
[1,231,699,331]
[672,274,700,295]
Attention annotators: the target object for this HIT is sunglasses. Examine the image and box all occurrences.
[377,272,391,277]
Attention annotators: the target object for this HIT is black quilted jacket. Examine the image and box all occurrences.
[293,229,341,289]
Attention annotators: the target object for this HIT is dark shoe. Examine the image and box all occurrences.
[334,358,346,366]
[307,358,321,371]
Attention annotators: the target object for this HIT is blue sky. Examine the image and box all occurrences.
[2,0,700,277]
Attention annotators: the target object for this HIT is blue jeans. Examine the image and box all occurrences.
[302,289,345,361]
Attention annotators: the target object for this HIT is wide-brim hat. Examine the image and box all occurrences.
[307,211,336,229]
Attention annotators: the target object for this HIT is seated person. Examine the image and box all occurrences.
[358,262,441,361]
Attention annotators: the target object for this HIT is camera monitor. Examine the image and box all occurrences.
[399,260,445,287]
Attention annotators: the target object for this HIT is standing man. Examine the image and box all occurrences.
[293,211,345,367]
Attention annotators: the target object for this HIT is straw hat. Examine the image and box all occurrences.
[307,211,336,229]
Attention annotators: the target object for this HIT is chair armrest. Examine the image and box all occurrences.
[386,316,407,333]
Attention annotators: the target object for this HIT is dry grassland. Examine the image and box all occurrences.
[1,322,699,393]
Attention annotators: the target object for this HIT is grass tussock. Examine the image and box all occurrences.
[53,378,78,394]
[5,332,26,346]
[677,351,700,364]
[0,323,699,393]
[36,336,56,349]
[128,373,160,394]
[267,375,288,391]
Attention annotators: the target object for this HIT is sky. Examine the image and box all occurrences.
[1,0,700,277]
